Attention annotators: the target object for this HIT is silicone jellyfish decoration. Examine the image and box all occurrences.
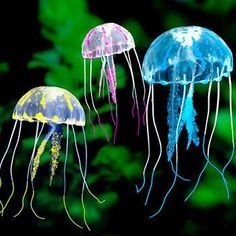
[0,86,103,231]
[136,26,234,218]
[82,22,146,143]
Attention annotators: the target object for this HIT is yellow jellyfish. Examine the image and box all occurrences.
[0,86,103,231]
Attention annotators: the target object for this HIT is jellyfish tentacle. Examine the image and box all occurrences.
[80,126,90,231]
[72,126,104,204]
[165,145,190,181]
[106,56,119,144]
[30,190,45,220]
[84,59,95,136]
[222,74,235,181]
[89,60,109,142]
[106,55,117,103]
[30,124,60,220]
[124,51,141,136]
[180,84,199,149]
[144,85,163,205]
[185,81,229,201]
[166,83,182,160]
[0,121,22,215]
[133,48,146,125]
[105,75,116,126]
[63,125,83,229]
[31,124,56,180]
[135,85,151,193]
[0,120,18,211]
[113,102,119,144]
[98,57,106,98]
[105,76,118,143]
[205,81,228,196]
[49,125,63,185]
[123,52,135,119]
[150,81,187,218]
[0,120,18,173]
[102,57,106,99]
[14,122,44,218]
[169,159,191,182]
[0,199,3,217]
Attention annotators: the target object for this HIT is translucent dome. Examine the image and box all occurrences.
[82,22,135,59]
[13,86,85,126]
[142,26,233,85]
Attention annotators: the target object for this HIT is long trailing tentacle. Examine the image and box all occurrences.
[104,74,117,143]
[98,56,106,98]
[63,124,83,229]
[72,125,104,204]
[135,85,151,193]
[169,159,191,182]
[80,126,90,231]
[113,102,119,144]
[31,124,56,180]
[150,81,187,218]
[14,122,45,218]
[89,60,109,142]
[105,71,116,126]
[0,120,18,212]
[0,120,18,172]
[84,59,95,135]
[0,121,22,215]
[133,48,146,125]
[106,55,117,103]
[124,51,141,136]
[106,56,119,144]
[222,74,235,182]
[185,80,229,201]
[31,124,59,219]
[0,199,3,217]
[144,85,163,205]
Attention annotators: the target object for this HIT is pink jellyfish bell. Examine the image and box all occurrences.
[82,22,145,143]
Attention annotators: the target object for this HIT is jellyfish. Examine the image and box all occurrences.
[82,22,146,143]
[136,26,234,218]
[0,86,103,231]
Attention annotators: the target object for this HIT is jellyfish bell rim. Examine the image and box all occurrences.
[82,22,135,59]
[143,71,232,86]
[12,113,85,126]
[82,46,135,59]
[12,86,86,127]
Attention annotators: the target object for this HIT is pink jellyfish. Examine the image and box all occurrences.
[82,22,145,143]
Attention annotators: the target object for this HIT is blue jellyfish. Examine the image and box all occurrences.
[0,86,103,231]
[136,26,234,218]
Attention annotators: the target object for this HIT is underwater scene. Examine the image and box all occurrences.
[0,0,235,235]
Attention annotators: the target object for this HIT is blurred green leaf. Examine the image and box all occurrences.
[123,19,151,48]
[92,145,142,181]
[0,62,9,73]
[187,0,236,14]
[163,11,186,29]
[212,108,235,146]
[189,167,236,208]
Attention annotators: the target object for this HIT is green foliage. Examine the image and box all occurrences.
[187,0,236,14]
[163,11,187,29]
[189,167,236,208]
[92,145,142,182]
[0,62,9,73]
[123,19,151,48]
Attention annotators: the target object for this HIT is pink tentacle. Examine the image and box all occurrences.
[97,115,109,142]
